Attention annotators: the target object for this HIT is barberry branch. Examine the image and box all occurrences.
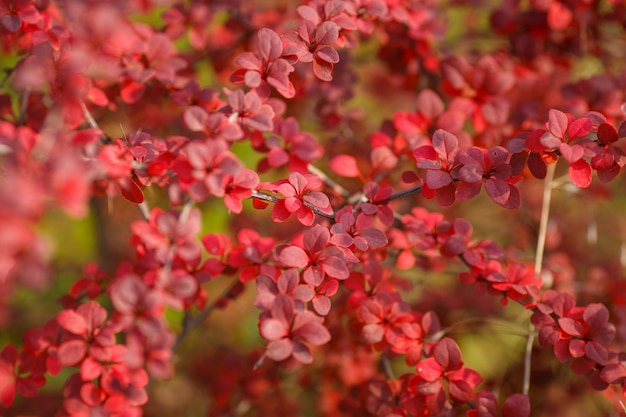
[524,162,557,396]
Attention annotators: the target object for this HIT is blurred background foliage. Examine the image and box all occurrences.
[2,0,626,416]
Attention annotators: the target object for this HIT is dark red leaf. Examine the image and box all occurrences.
[502,393,530,417]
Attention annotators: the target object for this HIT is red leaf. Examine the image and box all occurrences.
[182,106,208,131]
[417,89,444,119]
[448,379,474,403]
[432,129,458,161]
[121,178,145,204]
[415,357,442,381]
[585,341,608,365]
[547,109,569,139]
[426,170,453,189]
[547,1,573,31]
[502,394,530,417]
[560,143,584,163]
[568,159,592,188]
[329,155,360,177]
[295,321,331,346]
[485,178,510,206]
[260,318,288,341]
[56,310,87,335]
[558,317,583,336]
[567,117,592,140]
[433,338,462,369]
[278,246,309,268]
[266,339,293,361]
[321,256,349,279]
[57,340,87,366]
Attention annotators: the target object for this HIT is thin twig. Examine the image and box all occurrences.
[250,190,336,221]
[381,353,395,379]
[308,163,351,198]
[79,98,98,129]
[385,184,423,203]
[523,162,557,396]
[17,89,29,126]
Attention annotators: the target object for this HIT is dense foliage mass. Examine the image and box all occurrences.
[1,0,626,416]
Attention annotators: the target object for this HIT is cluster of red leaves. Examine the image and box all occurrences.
[2,0,626,416]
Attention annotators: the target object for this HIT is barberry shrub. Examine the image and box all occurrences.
[1,0,626,416]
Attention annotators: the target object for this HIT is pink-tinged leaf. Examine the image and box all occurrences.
[278,246,309,268]
[260,318,289,341]
[567,117,592,140]
[329,155,360,177]
[568,339,585,358]
[312,296,331,316]
[426,170,452,189]
[540,132,561,149]
[57,340,87,366]
[432,129,458,160]
[547,1,573,31]
[296,321,331,346]
[600,363,626,384]
[303,265,324,286]
[304,226,330,254]
[435,183,456,207]
[547,109,569,139]
[568,159,592,188]
[257,28,283,61]
[559,143,583,163]
[502,185,521,209]
[271,294,294,325]
[474,390,498,417]
[313,57,334,82]
[359,228,387,247]
[585,341,608,365]
[485,178,510,206]
[56,310,87,335]
[359,300,383,324]
[297,5,321,24]
[456,181,482,201]
[322,256,349,280]
[362,323,384,343]
[502,393,530,417]
[371,146,399,172]
[583,303,609,330]
[417,89,444,120]
[303,191,330,210]
[266,339,293,361]
[183,106,208,131]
